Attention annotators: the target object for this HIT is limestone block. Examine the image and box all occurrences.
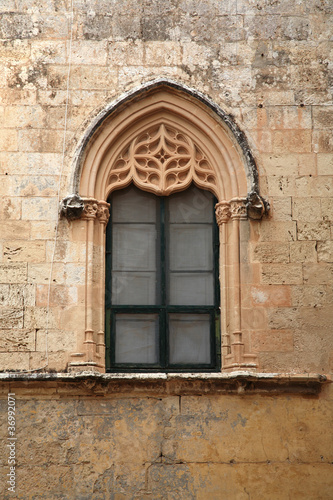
[242,307,267,330]
[303,262,333,284]
[22,197,58,221]
[2,152,62,175]
[0,283,35,307]
[273,130,312,153]
[297,153,317,176]
[266,175,296,196]
[30,221,56,240]
[252,242,290,263]
[297,221,330,240]
[190,463,333,500]
[0,129,17,151]
[4,105,46,129]
[295,176,333,197]
[3,240,46,262]
[313,130,333,153]
[145,41,182,65]
[0,39,31,60]
[30,40,67,64]
[317,240,333,262]
[35,329,76,352]
[11,175,59,197]
[79,13,114,40]
[24,306,59,329]
[45,105,95,131]
[267,307,299,329]
[268,106,312,130]
[260,154,298,176]
[251,329,294,352]
[313,105,333,129]
[0,351,29,370]
[290,241,317,262]
[47,65,118,90]
[70,41,107,65]
[0,197,21,220]
[36,284,80,308]
[45,240,86,264]
[29,351,67,372]
[28,263,65,284]
[0,328,34,351]
[0,307,23,328]
[182,42,215,70]
[0,13,37,40]
[261,264,302,284]
[291,284,333,307]
[270,197,292,220]
[321,198,333,221]
[0,263,27,283]
[292,197,322,221]
[0,89,37,106]
[249,285,292,307]
[17,129,64,153]
[259,221,297,241]
[317,153,333,175]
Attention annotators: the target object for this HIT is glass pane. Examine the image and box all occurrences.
[169,314,211,364]
[115,314,159,364]
[112,224,156,271]
[169,273,214,305]
[169,225,213,271]
[169,185,213,223]
[112,272,157,305]
[112,186,157,223]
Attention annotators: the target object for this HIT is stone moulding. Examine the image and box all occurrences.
[60,81,270,373]
[0,372,329,396]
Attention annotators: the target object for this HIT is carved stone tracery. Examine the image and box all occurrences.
[107,124,218,196]
[60,86,269,373]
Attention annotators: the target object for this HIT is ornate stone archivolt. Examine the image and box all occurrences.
[60,84,269,373]
[106,124,218,196]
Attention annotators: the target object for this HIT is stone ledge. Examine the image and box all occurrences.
[0,371,330,396]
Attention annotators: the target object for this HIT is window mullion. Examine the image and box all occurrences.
[160,197,167,368]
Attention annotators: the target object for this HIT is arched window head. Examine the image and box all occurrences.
[61,81,267,373]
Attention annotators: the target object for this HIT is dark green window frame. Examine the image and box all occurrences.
[105,185,220,372]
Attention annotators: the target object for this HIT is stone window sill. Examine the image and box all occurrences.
[0,371,330,396]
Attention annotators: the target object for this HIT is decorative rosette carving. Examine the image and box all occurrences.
[106,123,218,196]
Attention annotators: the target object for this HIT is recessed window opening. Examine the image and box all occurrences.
[105,183,220,371]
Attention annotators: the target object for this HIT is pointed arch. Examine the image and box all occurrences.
[71,79,260,204]
[62,80,264,373]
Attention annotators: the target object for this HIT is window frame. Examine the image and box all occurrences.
[105,185,221,372]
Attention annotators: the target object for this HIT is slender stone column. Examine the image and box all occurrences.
[96,201,110,368]
[215,201,231,361]
[81,199,99,363]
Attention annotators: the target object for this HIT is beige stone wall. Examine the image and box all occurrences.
[0,381,332,499]
[0,0,332,497]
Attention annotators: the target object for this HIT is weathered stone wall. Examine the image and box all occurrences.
[0,379,332,499]
[0,0,332,498]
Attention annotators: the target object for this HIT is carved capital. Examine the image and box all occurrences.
[229,198,247,220]
[215,201,231,225]
[82,198,99,220]
[96,201,110,225]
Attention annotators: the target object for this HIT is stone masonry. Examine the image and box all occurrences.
[0,0,332,498]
